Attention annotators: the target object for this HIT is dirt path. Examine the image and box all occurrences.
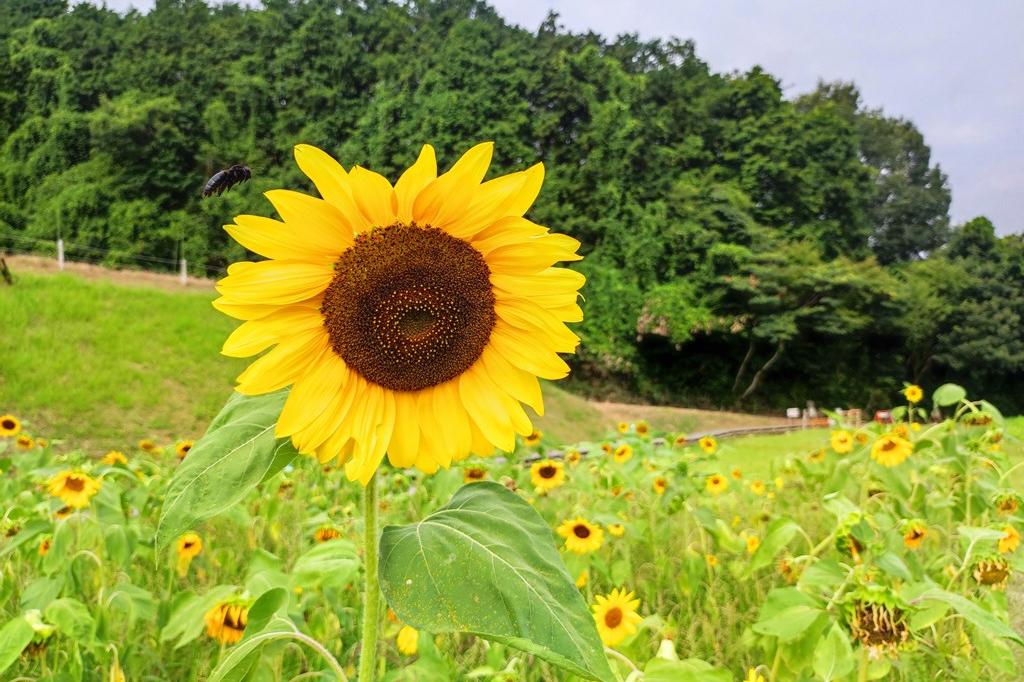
[4,254,215,292]
[592,400,789,431]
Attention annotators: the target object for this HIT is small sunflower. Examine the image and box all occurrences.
[730,468,742,480]
[612,443,633,464]
[616,421,629,434]
[902,520,927,550]
[463,466,487,483]
[903,384,923,403]
[530,459,566,492]
[746,535,760,554]
[16,435,34,451]
[575,569,589,588]
[750,480,766,496]
[673,433,687,447]
[706,474,728,495]
[892,423,910,440]
[315,526,342,542]
[699,436,717,454]
[565,449,582,465]
[215,143,583,484]
[557,517,604,555]
[778,558,798,584]
[855,432,869,445]
[994,493,1021,516]
[54,506,73,521]
[396,625,419,655]
[524,431,543,448]
[774,476,785,490]
[138,438,158,453]
[830,430,853,454]
[808,448,826,463]
[204,600,250,645]
[38,537,51,556]
[608,522,626,537]
[0,414,21,437]
[705,553,718,568]
[37,438,49,448]
[744,668,767,682]
[175,440,194,460]
[635,420,650,437]
[601,443,613,455]
[652,476,667,495]
[871,433,913,467]
[176,532,203,576]
[998,525,1020,554]
[592,588,642,647]
[102,450,128,466]
[46,471,101,509]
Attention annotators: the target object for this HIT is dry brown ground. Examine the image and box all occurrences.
[592,401,789,432]
[4,254,215,291]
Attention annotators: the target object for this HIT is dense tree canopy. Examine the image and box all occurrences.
[1,0,1020,412]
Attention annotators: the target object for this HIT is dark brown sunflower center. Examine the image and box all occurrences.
[1,419,15,430]
[321,224,495,392]
[467,469,484,479]
[573,524,591,539]
[181,444,192,453]
[183,541,195,549]
[539,465,557,479]
[65,477,85,492]
[604,607,623,628]
[881,440,897,451]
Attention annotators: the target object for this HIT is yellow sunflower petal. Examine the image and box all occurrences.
[443,163,544,239]
[264,189,355,245]
[216,259,334,305]
[485,235,582,274]
[386,392,421,469]
[472,216,548,249]
[489,322,570,379]
[234,328,327,395]
[458,366,517,451]
[413,141,493,227]
[479,346,544,416]
[496,299,580,353]
[226,214,340,263]
[293,144,372,233]
[212,297,285,322]
[294,372,362,454]
[221,304,324,358]
[394,144,437,224]
[275,351,349,438]
[348,166,398,228]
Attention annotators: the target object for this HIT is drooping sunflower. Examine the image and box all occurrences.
[699,436,717,455]
[998,525,1020,554]
[830,430,853,454]
[706,474,728,495]
[524,431,543,448]
[902,520,927,550]
[176,440,194,460]
[204,600,250,645]
[592,588,642,647]
[903,384,923,404]
[973,556,1010,589]
[652,476,668,495]
[462,466,487,483]
[47,471,101,509]
[16,435,34,451]
[102,450,128,466]
[871,433,913,467]
[612,443,633,464]
[215,143,583,484]
[530,459,566,492]
[315,526,342,543]
[396,625,419,655]
[557,517,604,555]
[0,414,20,437]
[176,532,203,576]
[994,493,1021,516]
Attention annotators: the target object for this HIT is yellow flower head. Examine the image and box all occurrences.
[16,435,34,451]
[175,440,194,460]
[635,420,650,437]
[652,477,668,495]
[0,414,21,437]
[576,569,589,588]
[705,553,718,568]
[592,588,642,647]
[608,522,626,537]
[995,493,1021,516]
[565,449,582,465]
[808,448,826,463]
[36,437,48,448]
[524,431,543,448]
[699,436,717,455]
[463,466,487,483]
[746,535,760,554]
[46,471,101,509]
[601,442,613,455]
[730,468,742,480]
[973,557,1010,589]
[102,450,128,466]
[774,476,785,490]
[830,430,853,454]
[998,525,1020,554]
[612,443,633,464]
[902,520,927,550]
[557,517,604,555]
[530,459,566,492]
[616,421,629,434]
[396,625,419,656]
[54,505,73,521]
[706,474,728,495]
[176,532,203,560]
[214,143,583,485]
[903,384,923,403]
[38,537,51,556]
[315,526,342,543]
[750,479,766,496]
[673,434,687,447]
[204,600,250,645]
[744,668,767,682]
[138,439,158,453]
[892,423,910,440]
[871,433,913,467]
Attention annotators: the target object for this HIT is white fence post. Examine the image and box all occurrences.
[57,239,65,270]
[179,258,187,286]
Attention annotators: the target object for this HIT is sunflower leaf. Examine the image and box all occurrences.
[379,481,615,682]
[155,390,296,549]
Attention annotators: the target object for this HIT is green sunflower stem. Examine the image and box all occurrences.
[358,470,382,681]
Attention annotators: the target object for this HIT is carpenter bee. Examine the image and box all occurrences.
[202,164,251,197]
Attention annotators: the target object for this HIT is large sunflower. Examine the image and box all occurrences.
[215,143,583,484]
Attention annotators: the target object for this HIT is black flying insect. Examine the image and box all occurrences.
[202,164,251,197]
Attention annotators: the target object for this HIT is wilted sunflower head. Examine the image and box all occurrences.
[973,556,1010,589]
[0,414,21,437]
[592,588,642,647]
[46,471,101,509]
[462,466,487,483]
[847,591,910,658]
[175,440,194,460]
[557,517,604,555]
[215,143,583,485]
[994,492,1021,516]
[204,599,250,645]
[530,459,566,492]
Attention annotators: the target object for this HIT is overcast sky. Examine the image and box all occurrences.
[93,0,1023,234]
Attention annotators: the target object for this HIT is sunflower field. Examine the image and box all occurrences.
[1,382,1022,681]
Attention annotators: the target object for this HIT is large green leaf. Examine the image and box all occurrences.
[291,540,358,589]
[747,519,799,574]
[813,621,855,681]
[379,482,614,682]
[753,605,826,642]
[643,658,731,682]
[156,391,296,548]
[0,616,34,676]
[932,383,966,407]
[916,588,1024,645]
